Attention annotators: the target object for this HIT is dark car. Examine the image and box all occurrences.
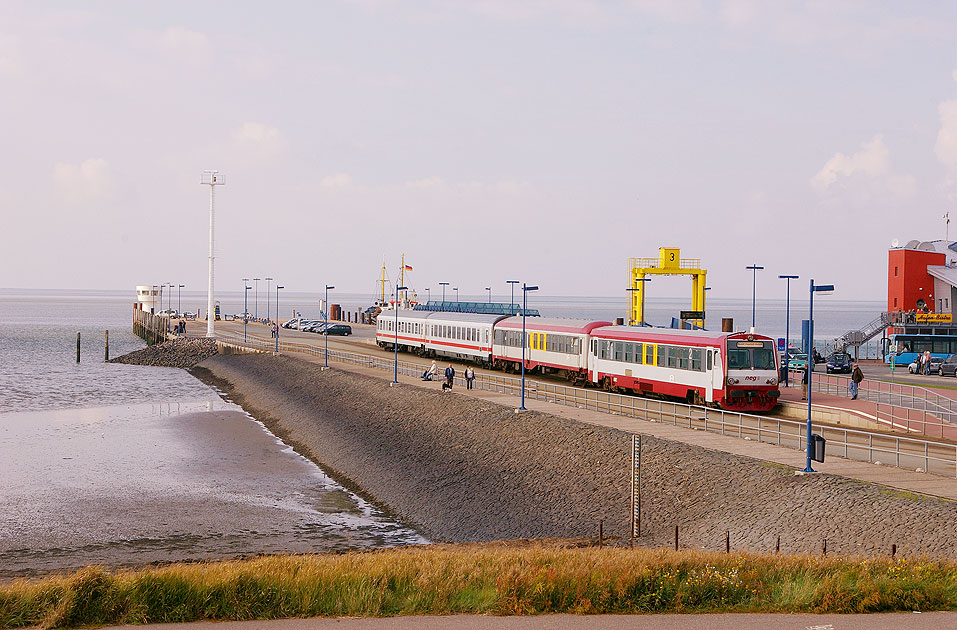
[938,354,957,377]
[825,353,853,374]
[324,324,352,336]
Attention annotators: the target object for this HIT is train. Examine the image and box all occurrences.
[375,311,780,412]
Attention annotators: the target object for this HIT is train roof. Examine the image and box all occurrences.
[386,309,433,321]
[419,311,510,325]
[497,317,613,334]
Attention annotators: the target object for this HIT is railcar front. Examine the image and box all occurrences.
[721,333,780,412]
[492,317,611,383]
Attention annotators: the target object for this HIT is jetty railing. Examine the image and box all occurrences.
[133,309,170,344]
[211,332,957,479]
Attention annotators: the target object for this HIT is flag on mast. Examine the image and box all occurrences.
[404,265,413,271]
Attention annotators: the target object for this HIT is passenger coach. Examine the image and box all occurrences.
[588,328,779,412]
[375,310,507,364]
[492,317,612,384]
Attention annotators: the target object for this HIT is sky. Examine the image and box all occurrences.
[2,0,957,303]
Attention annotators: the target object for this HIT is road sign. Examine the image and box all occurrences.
[680,310,704,320]
[777,338,785,351]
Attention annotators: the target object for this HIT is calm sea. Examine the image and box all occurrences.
[0,289,426,576]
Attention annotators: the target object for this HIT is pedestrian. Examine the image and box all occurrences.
[422,360,437,381]
[801,363,809,400]
[444,363,455,390]
[922,350,932,375]
[465,366,474,390]
[850,362,864,400]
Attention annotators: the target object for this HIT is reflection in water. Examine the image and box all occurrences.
[0,400,427,577]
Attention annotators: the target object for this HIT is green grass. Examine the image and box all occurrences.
[1,545,955,628]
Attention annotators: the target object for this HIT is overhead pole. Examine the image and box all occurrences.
[201,170,224,338]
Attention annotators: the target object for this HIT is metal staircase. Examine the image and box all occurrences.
[835,312,892,353]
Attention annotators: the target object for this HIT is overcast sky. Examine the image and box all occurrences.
[2,1,957,302]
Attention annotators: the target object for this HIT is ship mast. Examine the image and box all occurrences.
[378,260,387,305]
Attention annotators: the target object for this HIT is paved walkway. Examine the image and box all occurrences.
[189,320,957,500]
[100,612,957,630]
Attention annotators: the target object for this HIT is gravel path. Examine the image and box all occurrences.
[194,353,957,557]
[110,338,218,368]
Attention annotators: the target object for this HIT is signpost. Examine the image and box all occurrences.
[631,435,641,543]
[680,310,705,321]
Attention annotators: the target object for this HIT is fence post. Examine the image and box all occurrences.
[104,330,109,361]
[76,332,80,363]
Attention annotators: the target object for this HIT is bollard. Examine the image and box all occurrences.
[598,520,603,548]
[674,525,679,551]
[725,530,730,553]
[76,332,81,363]
[104,330,109,361]
[822,539,827,556]
[891,544,897,559]
[775,535,780,554]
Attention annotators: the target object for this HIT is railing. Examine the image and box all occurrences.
[211,332,957,479]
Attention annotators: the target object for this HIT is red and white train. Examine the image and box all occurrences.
[376,311,780,412]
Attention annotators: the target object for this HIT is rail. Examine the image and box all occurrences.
[210,332,957,479]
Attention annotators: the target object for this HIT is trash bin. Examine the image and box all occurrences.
[811,434,826,463]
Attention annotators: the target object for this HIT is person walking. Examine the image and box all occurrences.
[465,366,475,390]
[922,350,932,375]
[849,362,864,400]
[444,363,455,390]
[801,363,809,400]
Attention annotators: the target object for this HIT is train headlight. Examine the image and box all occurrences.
[727,377,738,385]
[766,378,777,385]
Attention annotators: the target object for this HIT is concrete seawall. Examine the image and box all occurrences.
[193,353,957,557]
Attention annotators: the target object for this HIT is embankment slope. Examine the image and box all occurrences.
[194,353,957,556]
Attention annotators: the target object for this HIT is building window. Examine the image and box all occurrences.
[894,297,898,308]
[895,266,899,277]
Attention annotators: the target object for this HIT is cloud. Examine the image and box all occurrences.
[404,176,446,190]
[319,173,354,189]
[811,135,888,190]
[935,99,957,172]
[232,122,283,159]
[53,158,112,203]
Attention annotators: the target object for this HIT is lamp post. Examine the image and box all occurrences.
[201,170,224,338]
[253,278,261,321]
[165,283,172,314]
[439,282,449,304]
[324,285,334,368]
[178,284,184,316]
[485,287,491,303]
[746,264,764,329]
[626,278,652,326]
[393,286,408,384]
[778,275,799,387]
[265,277,273,322]
[151,285,158,314]
[519,283,539,411]
[243,280,252,342]
[507,280,519,315]
[275,285,284,352]
[454,287,459,302]
[805,279,835,473]
[426,287,431,303]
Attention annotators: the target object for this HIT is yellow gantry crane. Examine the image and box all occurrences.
[628,247,708,328]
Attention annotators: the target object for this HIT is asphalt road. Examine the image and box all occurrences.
[101,612,957,630]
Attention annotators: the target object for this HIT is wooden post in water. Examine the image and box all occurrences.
[104,330,109,361]
[76,332,81,363]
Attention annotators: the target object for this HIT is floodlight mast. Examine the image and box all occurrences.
[201,170,225,338]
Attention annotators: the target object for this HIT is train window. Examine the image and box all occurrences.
[646,344,654,365]
[728,349,750,369]
[614,342,623,361]
[691,348,703,371]
[624,343,633,363]
[707,350,713,371]
[677,347,690,370]
[634,343,643,364]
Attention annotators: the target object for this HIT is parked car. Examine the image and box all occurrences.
[303,322,327,333]
[298,320,322,331]
[908,356,945,374]
[282,318,300,329]
[936,354,957,377]
[323,324,352,336]
[788,353,809,372]
[825,353,853,374]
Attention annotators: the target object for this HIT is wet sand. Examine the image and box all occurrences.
[0,401,424,578]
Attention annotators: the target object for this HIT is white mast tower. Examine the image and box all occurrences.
[201,170,225,337]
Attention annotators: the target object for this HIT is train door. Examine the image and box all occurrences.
[709,348,723,402]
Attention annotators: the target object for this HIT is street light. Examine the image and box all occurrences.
[426,287,431,303]
[178,284,184,316]
[275,285,284,352]
[243,280,252,342]
[745,264,764,329]
[253,278,261,321]
[201,170,224,338]
[439,282,449,303]
[265,277,273,322]
[393,286,408,384]
[805,279,834,473]
[507,280,520,315]
[454,287,459,302]
[778,275,799,388]
[165,283,172,314]
[485,287,491,303]
[324,285,335,368]
[626,278,652,326]
[519,283,539,411]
